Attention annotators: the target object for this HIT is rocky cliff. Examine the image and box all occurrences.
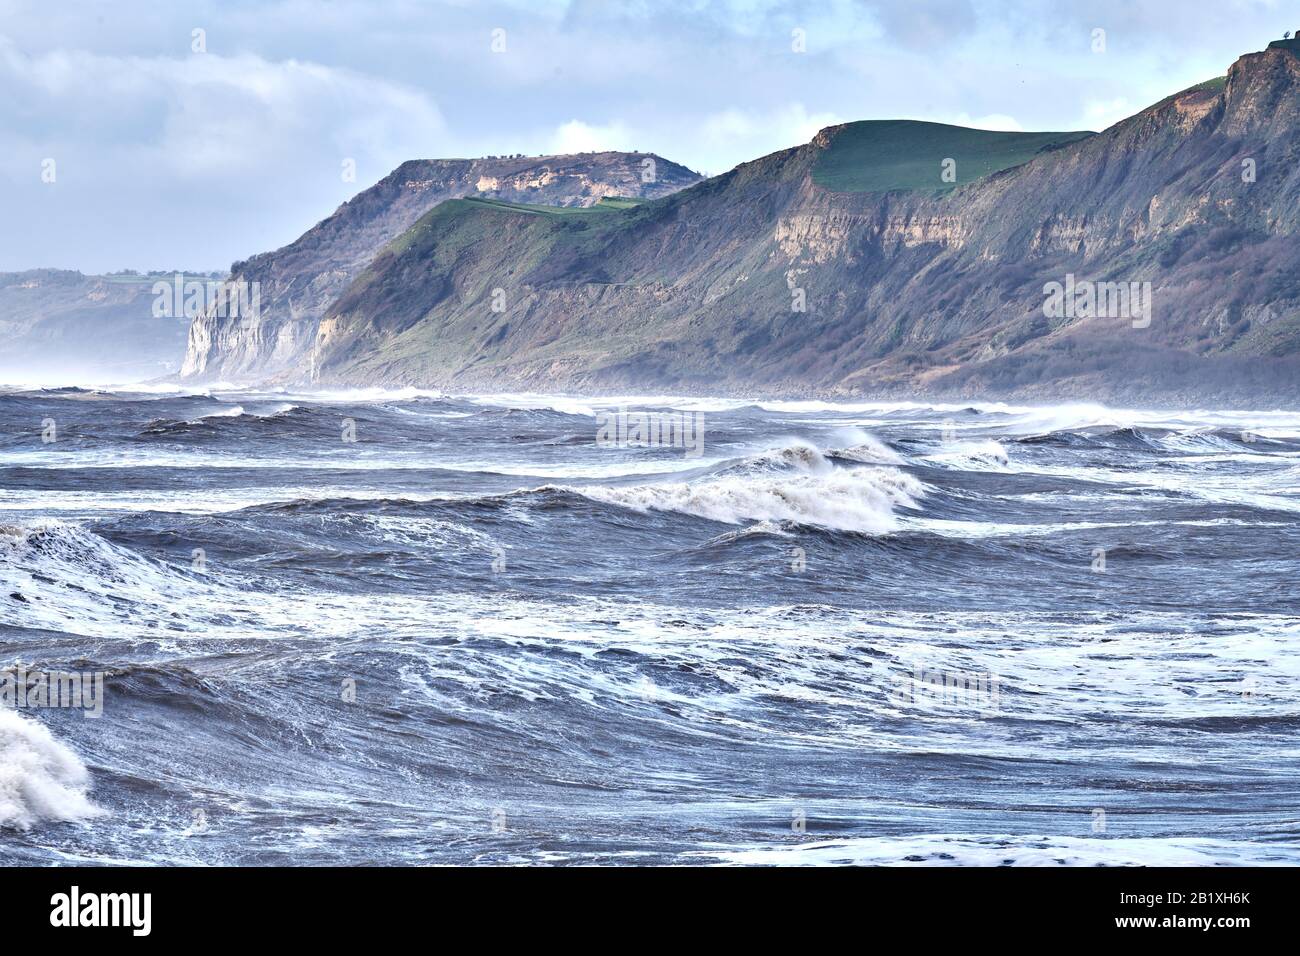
[180,151,700,382]
[196,44,1300,405]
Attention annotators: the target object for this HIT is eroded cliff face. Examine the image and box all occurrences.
[746,50,1300,401]
[179,152,700,382]
[200,46,1300,405]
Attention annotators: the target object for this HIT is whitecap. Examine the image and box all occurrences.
[569,457,924,533]
[920,439,1009,470]
[688,834,1300,866]
[0,710,103,829]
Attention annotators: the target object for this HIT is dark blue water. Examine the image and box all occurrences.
[2,386,1299,864]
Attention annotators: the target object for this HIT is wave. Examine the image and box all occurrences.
[1014,431,1104,449]
[236,440,927,534]
[739,440,832,472]
[465,394,599,417]
[0,522,205,637]
[919,439,1010,470]
[568,443,924,533]
[201,404,245,419]
[830,441,905,466]
[1009,423,1289,458]
[0,710,103,829]
[138,402,308,437]
[688,834,1300,866]
[1156,427,1289,455]
[272,386,444,403]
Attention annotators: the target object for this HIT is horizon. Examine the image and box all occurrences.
[0,0,1291,274]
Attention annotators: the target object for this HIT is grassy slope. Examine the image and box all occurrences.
[812,120,1094,193]
[326,193,645,375]
[593,196,645,209]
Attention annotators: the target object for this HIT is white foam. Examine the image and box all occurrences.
[921,439,1010,470]
[298,386,443,403]
[0,710,103,829]
[827,427,905,464]
[463,393,600,417]
[439,456,725,480]
[569,444,923,533]
[904,515,1290,540]
[0,487,472,515]
[197,404,244,419]
[97,383,214,396]
[192,386,442,404]
[688,834,1300,866]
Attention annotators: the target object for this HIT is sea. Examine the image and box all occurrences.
[2,386,1298,865]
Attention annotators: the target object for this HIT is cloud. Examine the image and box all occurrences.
[549,119,638,154]
[1079,97,1139,131]
[0,0,1287,272]
[14,44,444,168]
[943,113,1025,132]
[698,103,844,172]
[855,0,978,49]
[0,37,445,271]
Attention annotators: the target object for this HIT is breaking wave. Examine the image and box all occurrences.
[920,439,1010,470]
[0,710,103,829]
[569,443,924,533]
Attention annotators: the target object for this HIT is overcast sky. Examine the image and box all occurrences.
[0,0,1291,274]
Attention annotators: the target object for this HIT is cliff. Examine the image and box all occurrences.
[180,151,700,381]
[189,44,1300,405]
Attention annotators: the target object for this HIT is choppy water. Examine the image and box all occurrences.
[2,386,1299,865]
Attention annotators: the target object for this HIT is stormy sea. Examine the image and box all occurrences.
[2,386,1298,866]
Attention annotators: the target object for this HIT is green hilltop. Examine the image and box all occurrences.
[812,119,1094,193]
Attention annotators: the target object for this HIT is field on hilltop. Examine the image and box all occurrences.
[812,120,1094,193]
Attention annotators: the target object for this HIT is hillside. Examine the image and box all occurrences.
[811,121,1093,193]
[0,270,195,384]
[180,151,701,381]
[192,42,1300,405]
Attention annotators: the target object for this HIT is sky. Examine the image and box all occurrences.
[0,0,1292,274]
